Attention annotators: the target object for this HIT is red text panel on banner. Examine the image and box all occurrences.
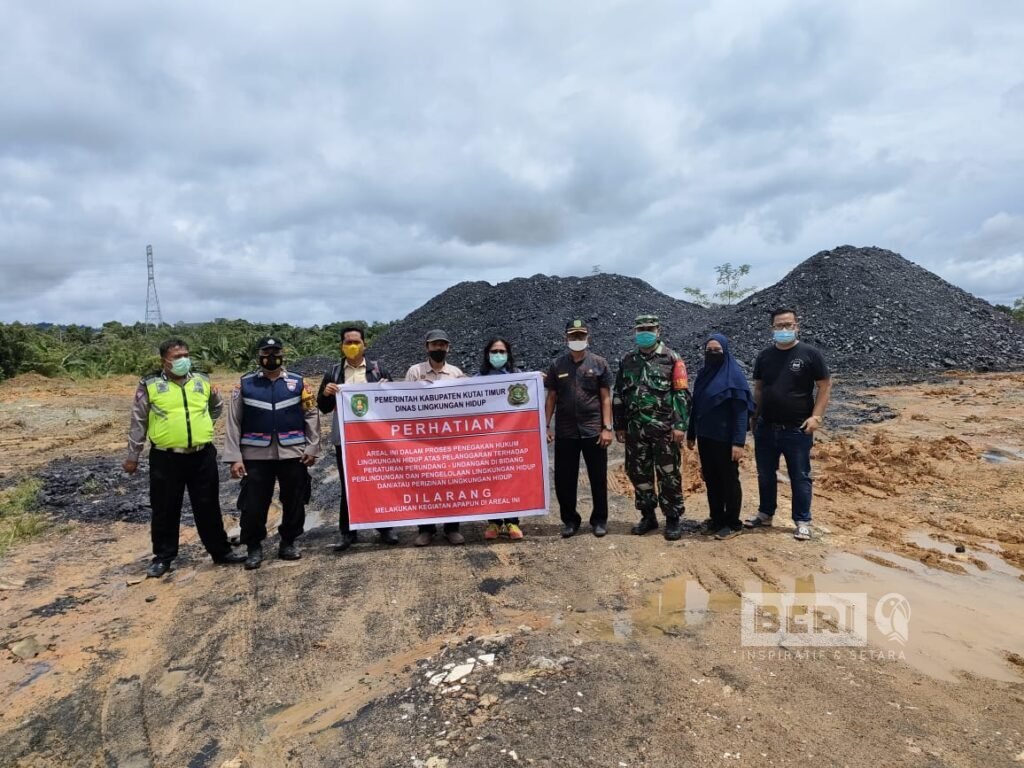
[337,373,550,529]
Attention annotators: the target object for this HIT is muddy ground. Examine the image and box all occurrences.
[1,372,1023,767]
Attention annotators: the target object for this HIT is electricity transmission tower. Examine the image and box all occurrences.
[144,245,164,327]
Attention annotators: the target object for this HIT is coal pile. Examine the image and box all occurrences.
[351,274,713,376]
[712,245,1024,372]
[320,246,1024,379]
[37,457,151,523]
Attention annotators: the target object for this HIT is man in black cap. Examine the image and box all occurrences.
[544,319,614,538]
[405,329,467,546]
[317,326,396,551]
[224,336,320,569]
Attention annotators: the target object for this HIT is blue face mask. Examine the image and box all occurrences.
[635,331,657,348]
[169,357,192,376]
[773,329,797,344]
[488,352,508,369]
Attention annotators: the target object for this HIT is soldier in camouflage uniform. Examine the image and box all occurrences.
[613,314,692,540]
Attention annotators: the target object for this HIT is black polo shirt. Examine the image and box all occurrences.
[753,342,830,425]
[545,351,613,439]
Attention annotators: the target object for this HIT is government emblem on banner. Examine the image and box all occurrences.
[350,393,369,417]
[507,383,530,406]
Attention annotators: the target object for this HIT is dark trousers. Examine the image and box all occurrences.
[697,437,742,530]
[149,445,231,563]
[418,522,461,534]
[335,446,392,536]
[754,421,814,523]
[239,458,308,546]
[554,436,608,528]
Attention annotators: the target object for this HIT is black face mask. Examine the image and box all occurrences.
[428,349,447,364]
[705,351,725,366]
[260,354,283,371]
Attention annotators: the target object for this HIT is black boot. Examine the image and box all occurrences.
[664,516,683,541]
[631,514,659,536]
[212,549,247,565]
[146,559,171,578]
[278,542,301,560]
[244,545,263,570]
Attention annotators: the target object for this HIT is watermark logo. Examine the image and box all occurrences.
[874,593,911,645]
[741,591,910,647]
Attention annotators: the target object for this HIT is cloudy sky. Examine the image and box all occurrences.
[2,0,1023,326]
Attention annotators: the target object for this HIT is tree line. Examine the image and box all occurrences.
[0,319,392,381]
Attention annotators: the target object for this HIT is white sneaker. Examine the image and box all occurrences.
[794,524,812,541]
[743,513,774,529]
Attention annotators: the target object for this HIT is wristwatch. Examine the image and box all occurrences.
[603,423,614,431]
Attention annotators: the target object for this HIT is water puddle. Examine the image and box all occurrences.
[558,541,1024,682]
[981,446,1024,463]
[905,531,1019,576]
[818,549,1024,682]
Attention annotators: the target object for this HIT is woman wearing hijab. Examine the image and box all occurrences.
[479,336,526,541]
[686,333,755,540]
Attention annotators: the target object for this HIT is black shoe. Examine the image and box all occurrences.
[698,518,716,536]
[244,546,263,570]
[631,516,659,536]
[560,523,580,538]
[592,524,608,538]
[664,517,683,541]
[212,550,247,565]
[380,528,399,545]
[332,538,351,553]
[146,559,170,578]
[278,542,301,560]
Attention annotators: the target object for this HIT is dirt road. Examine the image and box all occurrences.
[1,373,1023,767]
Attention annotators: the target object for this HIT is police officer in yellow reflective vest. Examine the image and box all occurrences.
[224,336,320,570]
[123,339,247,578]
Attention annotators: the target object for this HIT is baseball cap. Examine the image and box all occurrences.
[425,329,450,343]
[634,314,660,327]
[565,319,588,333]
[255,335,284,350]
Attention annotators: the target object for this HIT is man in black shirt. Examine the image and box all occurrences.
[746,308,831,540]
[545,319,615,538]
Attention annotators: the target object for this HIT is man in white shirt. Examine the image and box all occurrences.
[404,329,467,546]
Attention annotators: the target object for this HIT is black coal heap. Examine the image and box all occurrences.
[293,246,1024,378]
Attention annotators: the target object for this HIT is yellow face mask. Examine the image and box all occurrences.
[341,342,363,360]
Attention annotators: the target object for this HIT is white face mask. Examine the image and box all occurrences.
[567,339,588,352]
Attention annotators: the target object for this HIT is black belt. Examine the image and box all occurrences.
[152,443,211,454]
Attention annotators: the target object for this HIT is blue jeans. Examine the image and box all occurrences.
[754,421,814,523]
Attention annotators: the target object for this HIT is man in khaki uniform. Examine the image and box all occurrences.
[404,329,467,546]
[223,337,320,569]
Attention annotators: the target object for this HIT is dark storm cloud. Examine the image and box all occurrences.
[1,0,1023,325]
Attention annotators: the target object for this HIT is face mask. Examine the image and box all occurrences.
[704,350,725,365]
[635,331,657,348]
[169,357,192,376]
[489,352,508,369]
[773,329,797,345]
[260,354,283,371]
[428,349,447,363]
[342,343,363,360]
[567,339,588,352]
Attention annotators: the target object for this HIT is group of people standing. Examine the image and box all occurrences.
[124,308,830,578]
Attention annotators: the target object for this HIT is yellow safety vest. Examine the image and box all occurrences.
[145,373,215,449]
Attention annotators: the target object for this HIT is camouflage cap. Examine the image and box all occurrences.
[634,314,660,327]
